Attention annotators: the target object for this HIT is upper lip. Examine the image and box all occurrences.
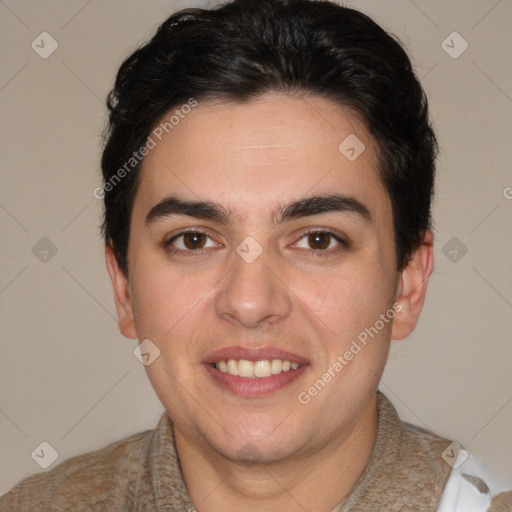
[202,346,309,365]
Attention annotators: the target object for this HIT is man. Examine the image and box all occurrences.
[1,0,510,510]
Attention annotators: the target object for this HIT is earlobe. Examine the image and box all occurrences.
[391,230,434,340]
[105,242,138,339]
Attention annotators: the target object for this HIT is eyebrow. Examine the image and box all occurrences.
[145,193,372,227]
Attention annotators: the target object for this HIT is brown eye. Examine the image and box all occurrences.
[294,229,348,255]
[166,230,217,253]
[182,232,207,250]
[307,232,332,250]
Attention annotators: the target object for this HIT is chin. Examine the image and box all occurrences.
[221,437,300,466]
[205,417,306,464]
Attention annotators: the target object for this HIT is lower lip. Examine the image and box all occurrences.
[203,363,308,397]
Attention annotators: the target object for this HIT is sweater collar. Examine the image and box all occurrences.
[149,391,449,511]
[150,412,196,511]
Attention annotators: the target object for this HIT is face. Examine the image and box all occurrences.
[107,93,431,464]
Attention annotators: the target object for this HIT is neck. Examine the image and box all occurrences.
[175,394,378,512]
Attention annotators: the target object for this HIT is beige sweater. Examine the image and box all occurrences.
[0,392,502,511]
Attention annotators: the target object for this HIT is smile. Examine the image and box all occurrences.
[202,346,308,396]
[213,359,301,378]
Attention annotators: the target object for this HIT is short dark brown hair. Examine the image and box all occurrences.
[101,0,437,273]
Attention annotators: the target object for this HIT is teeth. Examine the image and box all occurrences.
[238,359,254,378]
[254,360,271,377]
[227,359,239,376]
[214,359,301,378]
[271,359,282,374]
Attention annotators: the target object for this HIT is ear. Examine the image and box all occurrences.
[105,242,138,339]
[391,230,434,340]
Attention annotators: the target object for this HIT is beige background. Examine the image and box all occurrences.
[1,0,511,496]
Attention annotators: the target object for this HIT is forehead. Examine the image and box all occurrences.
[133,93,390,226]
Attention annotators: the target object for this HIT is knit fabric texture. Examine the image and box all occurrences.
[0,392,471,511]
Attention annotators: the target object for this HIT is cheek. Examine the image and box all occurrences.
[130,258,214,337]
[297,262,392,337]
[130,266,210,415]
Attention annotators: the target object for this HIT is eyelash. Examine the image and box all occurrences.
[163,228,349,258]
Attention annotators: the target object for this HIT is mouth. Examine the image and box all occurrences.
[202,346,308,397]
[212,358,301,378]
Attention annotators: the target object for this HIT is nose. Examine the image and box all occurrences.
[214,244,292,329]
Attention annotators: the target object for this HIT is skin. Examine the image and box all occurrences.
[106,93,434,512]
